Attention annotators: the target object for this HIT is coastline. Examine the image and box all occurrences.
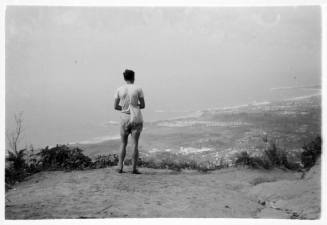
[69,93,321,146]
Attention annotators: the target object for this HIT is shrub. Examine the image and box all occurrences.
[235,136,321,170]
[264,141,289,168]
[5,145,120,186]
[5,113,39,186]
[37,145,93,170]
[5,149,29,185]
[234,151,271,169]
[5,166,27,185]
[234,151,251,167]
[301,136,322,169]
[234,140,290,170]
[6,149,27,170]
[92,154,119,168]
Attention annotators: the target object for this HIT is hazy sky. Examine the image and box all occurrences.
[5,6,321,146]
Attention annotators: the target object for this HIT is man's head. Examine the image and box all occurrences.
[123,69,135,83]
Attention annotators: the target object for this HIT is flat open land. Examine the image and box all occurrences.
[5,161,320,219]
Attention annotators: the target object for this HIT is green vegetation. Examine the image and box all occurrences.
[5,145,118,186]
[5,149,29,186]
[137,153,229,172]
[301,136,321,169]
[38,145,93,170]
[6,134,321,188]
[234,136,321,170]
[92,154,119,168]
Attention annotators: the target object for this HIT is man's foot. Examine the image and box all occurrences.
[132,170,142,174]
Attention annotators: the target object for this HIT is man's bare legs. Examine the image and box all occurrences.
[118,133,128,173]
[131,129,141,173]
[117,121,142,174]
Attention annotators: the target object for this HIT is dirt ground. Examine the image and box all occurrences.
[5,164,320,219]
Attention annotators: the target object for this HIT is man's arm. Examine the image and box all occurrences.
[138,88,145,109]
[114,97,122,111]
[139,97,145,109]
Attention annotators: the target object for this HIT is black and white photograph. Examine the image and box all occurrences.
[2,0,325,221]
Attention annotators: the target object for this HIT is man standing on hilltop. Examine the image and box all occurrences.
[114,69,145,174]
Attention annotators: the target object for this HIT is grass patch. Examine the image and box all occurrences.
[134,151,229,172]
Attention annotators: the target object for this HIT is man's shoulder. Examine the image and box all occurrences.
[116,84,127,91]
[128,84,142,92]
[116,84,143,93]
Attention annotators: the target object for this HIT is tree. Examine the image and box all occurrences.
[6,112,24,154]
[5,112,28,184]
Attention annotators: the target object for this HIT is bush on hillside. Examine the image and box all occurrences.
[5,145,120,186]
[37,145,92,170]
[234,151,271,169]
[6,149,27,170]
[301,136,322,169]
[92,154,119,169]
[235,136,321,170]
[235,138,291,169]
[5,149,29,185]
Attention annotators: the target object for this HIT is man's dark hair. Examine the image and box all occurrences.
[123,69,135,81]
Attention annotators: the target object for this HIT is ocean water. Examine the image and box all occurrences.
[6,88,320,149]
